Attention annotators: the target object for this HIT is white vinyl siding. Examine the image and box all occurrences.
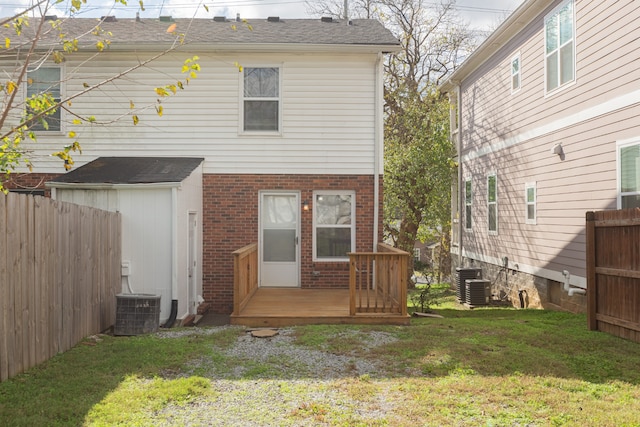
[511,53,521,93]
[26,66,62,132]
[464,179,472,230]
[13,52,378,175]
[525,182,536,224]
[545,0,575,94]
[618,139,640,209]
[487,173,497,234]
[313,191,355,261]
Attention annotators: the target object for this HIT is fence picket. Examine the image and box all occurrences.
[0,194,8,381]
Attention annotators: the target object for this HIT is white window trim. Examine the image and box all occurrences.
[511,52,521,94]
[616,137,640,209]
[464,178,472,231]
[544,0,576,97]
[525,181,537,225]
[239,64,283,136]
[487,172,498,235]
[413,248,421,262]
[312,190,356,262]
[24,64,65,134]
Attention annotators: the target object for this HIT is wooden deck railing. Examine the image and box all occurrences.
[232,243,258,315]
[349,243,409,316]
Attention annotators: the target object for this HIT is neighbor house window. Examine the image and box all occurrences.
[313,191,355,261]
[243,67,279,132]
[413,248,421,263]
[545,0,575,94]
[488,174,498,233]
[618,141,640,209]
[525,182,537,224]
[511,53,521,93]
[464,179,472,230]
[26,67,62,131]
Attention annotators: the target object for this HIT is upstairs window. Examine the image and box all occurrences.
[26,67,62,132]
[313,191,355,261]
[488,174,498,233]
[525,182,537,224]
[243,67,279,132]
[511,53,521,93]
[619,141,640,209]
[545,0,575,94]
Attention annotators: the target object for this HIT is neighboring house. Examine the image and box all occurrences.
[1,16,400,323]
[440,0,640,312]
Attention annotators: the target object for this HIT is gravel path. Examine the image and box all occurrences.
[149,326,402,426]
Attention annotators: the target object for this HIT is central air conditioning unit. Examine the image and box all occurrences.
[456,267,482,303]
[465,279,491,307]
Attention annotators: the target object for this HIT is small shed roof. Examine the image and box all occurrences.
[48,157,204,185]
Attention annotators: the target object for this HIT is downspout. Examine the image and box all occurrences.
[373,51,383,251]
[162,186,179,327]
[455,84,464,266]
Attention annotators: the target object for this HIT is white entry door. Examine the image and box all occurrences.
[259,192,300,287]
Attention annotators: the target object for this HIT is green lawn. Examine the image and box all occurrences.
[1,285,639,426]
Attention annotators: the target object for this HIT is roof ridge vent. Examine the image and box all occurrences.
[321,16,333,23]
[267,16,280,22]
[159,15,173,22]
[101,15,117,23]
[44,15,58,21]
[213,16,227,22]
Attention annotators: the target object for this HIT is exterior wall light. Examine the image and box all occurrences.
[551,143,563,156]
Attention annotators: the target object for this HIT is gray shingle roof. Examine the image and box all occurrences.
[3,17,399,50]
[48,157,204,184]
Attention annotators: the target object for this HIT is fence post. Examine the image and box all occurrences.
[585,211,597,331]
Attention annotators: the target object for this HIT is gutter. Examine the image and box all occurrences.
[34,41,402,55]
[45,181,182,190]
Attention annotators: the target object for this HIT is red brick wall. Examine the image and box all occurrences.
[202,174,384,314]
[2,173,60,195]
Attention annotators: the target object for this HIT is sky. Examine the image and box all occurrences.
[1,0,526,32]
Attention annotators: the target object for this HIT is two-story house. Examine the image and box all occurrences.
[440,0,640,312]
[2,16,401,325]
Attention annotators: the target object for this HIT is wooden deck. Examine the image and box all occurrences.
[230,288,411,327]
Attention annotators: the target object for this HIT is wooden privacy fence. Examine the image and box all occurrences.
[349,243,409,316]
[586,208,640,343]
[232,243,258,316]
[0,193,121,382]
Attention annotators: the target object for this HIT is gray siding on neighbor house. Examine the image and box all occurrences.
[457,0,640,287]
